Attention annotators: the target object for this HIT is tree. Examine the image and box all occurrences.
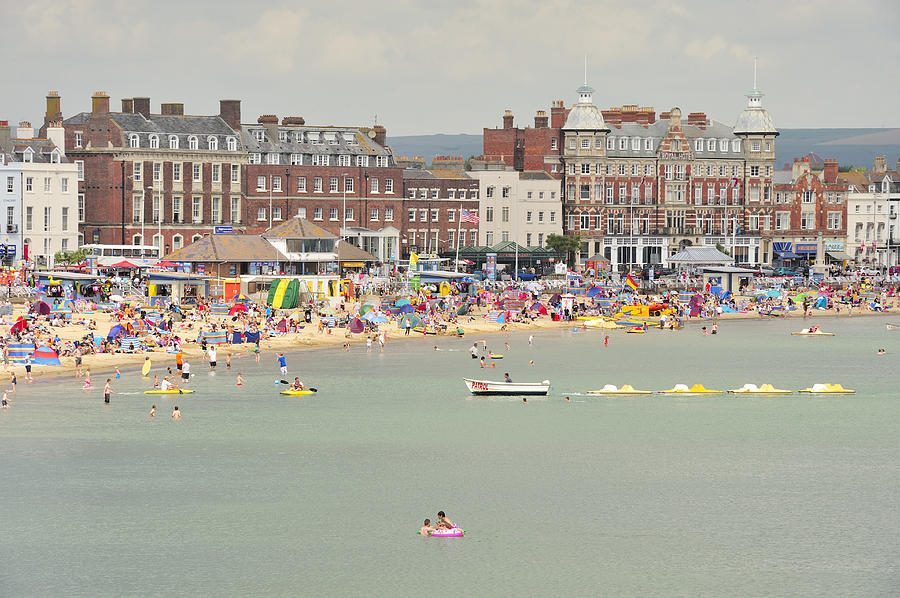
[545,233,582,265]
[715,243,731,257]
[54,248,88,268]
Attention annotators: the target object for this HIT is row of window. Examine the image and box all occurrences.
[12,148,62,164]
[408,229,479,249]
[562,210,842,233]
[132,233,196,251]
[126,134,238,151]
[21,206,72,233]
[405,188,477,200]
[255,175,394,194]
[251,129,359,146]
[482,231,549,246]
[7,176,72,194]
[131,195,241,225]
[249,153,389,168]
[255,206,397,223]
[568,136,772,154]
[483,187,559,201]
[132,161,240,185]
[482,207,557,224]
[566,163,768,179]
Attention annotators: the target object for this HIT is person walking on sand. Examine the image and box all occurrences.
[103,378,112,404]
[172,406,181,421]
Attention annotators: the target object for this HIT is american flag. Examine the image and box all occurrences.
[461,209,480,224]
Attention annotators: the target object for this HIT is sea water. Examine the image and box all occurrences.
[2,316,899,597]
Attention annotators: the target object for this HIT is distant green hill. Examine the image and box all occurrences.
[387,129,900,172]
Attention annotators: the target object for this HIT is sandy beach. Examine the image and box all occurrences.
[5,292,898,382]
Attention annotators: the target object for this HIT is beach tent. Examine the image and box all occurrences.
[209,304,229,316]
[9,317,28,334]
[398,314,420,329]
[107,324,127,339]
[398,304,414,315]
[368,314,389,324]
[34,346,62,366]
[359,304,375,316]
[349,317,365,333]
[531,302,549,315]
[814,296,828,309]
[456,304,470,316]
[228,303,247,315]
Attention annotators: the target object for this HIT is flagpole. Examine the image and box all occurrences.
[455,202,463,272]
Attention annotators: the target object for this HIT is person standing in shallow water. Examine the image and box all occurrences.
[172,406,181,420]
[103,378,112,404]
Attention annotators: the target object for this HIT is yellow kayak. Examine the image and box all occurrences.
[798,383,855,394]
[587,384,652,396]
[144,389,194,394]
[660,383,723,394]
[728,383,792,395]
[280,389,316,396]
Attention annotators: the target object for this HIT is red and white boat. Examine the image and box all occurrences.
[463,378,550,395]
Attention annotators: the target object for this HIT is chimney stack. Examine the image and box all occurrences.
[282,116,305,125]
[16,121,34,139]
[873,156,887,173]
[534,110,548,129]
[502,110,514,130]
[133,97,151,119]
[161,103,184,116]
[823,159,838,183]
[257,115,278,124]
[550,100,567,128]
[121,98,134,113]
[45,91,62,126]
[219,99,242,132]
[373,125,386,147]
[91,91,110,115]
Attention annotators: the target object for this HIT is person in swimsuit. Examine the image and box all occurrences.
[150,405,156,418]
[236,373,244,386]
[419,519,434,536]
[436,511,454,530]
[83,370,92,391]
[103,378,112,404]
[172,406,181,420]
[290,377,304,391]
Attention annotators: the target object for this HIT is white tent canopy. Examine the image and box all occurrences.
[667,247,733,266]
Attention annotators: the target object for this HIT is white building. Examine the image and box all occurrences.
[468,168,562,247]
[0,120,79,268]
[845,190,890,267]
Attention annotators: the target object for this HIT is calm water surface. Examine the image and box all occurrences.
[2,316,899,597]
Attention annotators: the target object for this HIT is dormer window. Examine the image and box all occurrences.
[22,149,33,163]
[49,150,60,163]
[631,137,640,151]
[619,137,628,150]
[129,134,139,148]
[188,136,198,150]
[293,131,303,143]
[207,136,218,150]
[707,139,715,151]
[149,135,159,149]
[644,138,653,151]
[719,139,728,151]
[607,137,614,150]
[226,137,237,151]
[169,135,179,149]
[253,130,265,142]
[695,139,703,151]
[278,131,288,142]
[732,139,741,152]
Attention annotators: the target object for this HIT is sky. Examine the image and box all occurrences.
[2,0,899,136]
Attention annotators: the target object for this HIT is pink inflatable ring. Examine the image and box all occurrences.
[428,528,465,537]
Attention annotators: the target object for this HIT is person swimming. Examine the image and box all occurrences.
[419,519,434,536]
[436,511,454,529]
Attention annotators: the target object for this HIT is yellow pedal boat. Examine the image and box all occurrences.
[798,383,855,394]
[727,383,792,395]
[587,384,652,396]
[791,330,834,336]
[280,389,316,396]
[660,383,723,394]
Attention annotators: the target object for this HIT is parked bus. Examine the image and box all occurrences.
[82,244,161,268]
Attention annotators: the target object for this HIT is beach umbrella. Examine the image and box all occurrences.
[32,301,51,315]
[767,290,781,298]
[369,315,389,324]
[359,304,375,316]
[9,317,28,334]
[395,298,411,307]
[156,261,178,268]
[398,314,420,329]
[228,303,247,315]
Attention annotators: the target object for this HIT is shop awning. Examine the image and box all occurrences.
[826,251,851,261]
[774,250,800,259]
[341,261,365,268]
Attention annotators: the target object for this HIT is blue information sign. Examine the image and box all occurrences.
[214,226,233,234]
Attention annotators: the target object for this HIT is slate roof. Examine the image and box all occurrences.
[667,247,733,264]
[336,242,378,262]
[163,234,282,263]
[402,168,472,180]
[604,120,744,159]
[563,103,610,132]
[63,112,243,151]
[262,218,338,240]
[0,138,66,163]
[773,170,793,185]
[241,124,393,161]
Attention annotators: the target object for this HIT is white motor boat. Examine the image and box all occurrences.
[463,378,550,395]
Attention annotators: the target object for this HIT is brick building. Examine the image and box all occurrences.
[49,91,246,253]
[240,116,403,263]
[765,158,849,266]
[401,169,480,255]
[484,79,779,269]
